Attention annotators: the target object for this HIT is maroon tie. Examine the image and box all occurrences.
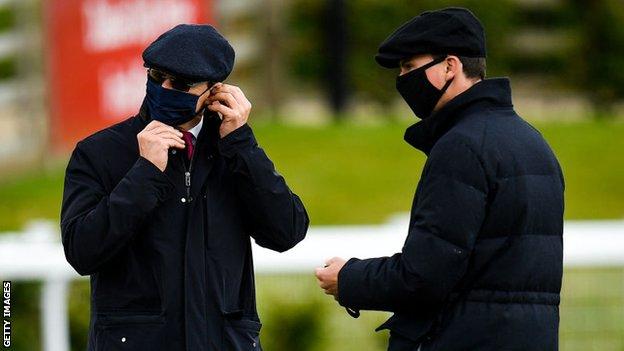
[181,131,195,160]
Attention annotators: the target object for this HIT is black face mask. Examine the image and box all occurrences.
[145,77,210,126]
[396,56,453,119]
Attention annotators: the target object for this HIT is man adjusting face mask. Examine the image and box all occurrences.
[61,23,310,351]
[395,55,453,119]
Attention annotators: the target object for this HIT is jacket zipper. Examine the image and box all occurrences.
[180,148,195,203]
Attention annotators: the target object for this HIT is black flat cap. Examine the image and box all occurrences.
[143,24,235,82]
[375,7,486,68]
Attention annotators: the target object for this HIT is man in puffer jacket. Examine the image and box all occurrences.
[315,7,564,351]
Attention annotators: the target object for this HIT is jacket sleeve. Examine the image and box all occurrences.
[60,142,175,275]
[218,124,309,252]
[337,138,488,312]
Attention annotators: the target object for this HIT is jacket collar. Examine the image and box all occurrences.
[404,78,513,155]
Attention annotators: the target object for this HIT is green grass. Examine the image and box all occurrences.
[1,119,621,231]
[537,121,624,219]
[0,167,64,232]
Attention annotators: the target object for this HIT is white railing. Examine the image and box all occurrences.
[1,215,623,351]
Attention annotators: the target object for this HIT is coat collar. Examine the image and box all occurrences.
[404,78,513,155]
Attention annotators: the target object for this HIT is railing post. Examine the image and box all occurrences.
[41,278,70,351]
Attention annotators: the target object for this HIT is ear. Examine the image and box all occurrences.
[445,55,462,81]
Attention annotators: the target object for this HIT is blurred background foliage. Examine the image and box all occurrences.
[285,0,624,117]
[570,0,624,117]
[0,5,17,79]
[288,0,516,107]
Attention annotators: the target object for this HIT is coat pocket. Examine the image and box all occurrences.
[223,316,262,351]
[95,312,166,351]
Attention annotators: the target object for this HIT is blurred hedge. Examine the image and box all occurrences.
[288,0,514,107]
[570,0,624,117]
[0,6,17,79]
[287,0,624,115]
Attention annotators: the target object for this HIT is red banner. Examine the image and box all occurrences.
[45,0,212,152]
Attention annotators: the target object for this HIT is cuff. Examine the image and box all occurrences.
[337,257,363,308]
[217,123,257,158]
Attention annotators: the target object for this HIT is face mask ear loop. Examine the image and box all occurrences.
[441,77,453,93]
[399,55,448,81]
[420,55,453,93]
[198,84,211,96]
[193,84,213,117]
[440,55,454,94]
[427,54,449,69]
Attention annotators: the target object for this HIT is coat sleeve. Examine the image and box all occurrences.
[217,124,309,252]
[337,138,488,312]
[60,142,175,275]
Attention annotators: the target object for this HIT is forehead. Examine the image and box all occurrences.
[399,54,435,68]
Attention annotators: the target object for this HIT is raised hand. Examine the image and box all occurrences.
[206,83,252,138]
[137,120,185,171]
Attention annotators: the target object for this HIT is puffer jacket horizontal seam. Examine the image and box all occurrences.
[463,300,559,306]
[498,173,559,180]
[454,289,560,305]
[476,233,561,240]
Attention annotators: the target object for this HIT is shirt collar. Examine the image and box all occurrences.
[187,117,204,140]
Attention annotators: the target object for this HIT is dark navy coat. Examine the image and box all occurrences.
[61,109,309,351]
[338,79,564,351]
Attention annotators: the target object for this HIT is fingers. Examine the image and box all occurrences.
[211,83,247,103]
[319,281,332,290]
[159,134,186,149]
[150,125,183,137]
[151,127,185,146]
[143,120,167,132]
[207,101,235,117]
[165,138,186,150]
[143,120,182,134]
[314,267,331,285]
[210,83,252,112]
[209,92,238,109]
[209,83,251,139]
[153,128,184,140]
[324,257,340,266]
[315,266,338,297]
[139,126,185,149]
[315,273,331,290]
[153,130,184,141]
[316,257,340,279]
[141,123,184,143]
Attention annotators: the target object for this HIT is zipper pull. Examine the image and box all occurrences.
[185,171,191,187]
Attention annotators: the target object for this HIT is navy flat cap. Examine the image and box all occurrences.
[376,7,486,68]
[143,24,235,82]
